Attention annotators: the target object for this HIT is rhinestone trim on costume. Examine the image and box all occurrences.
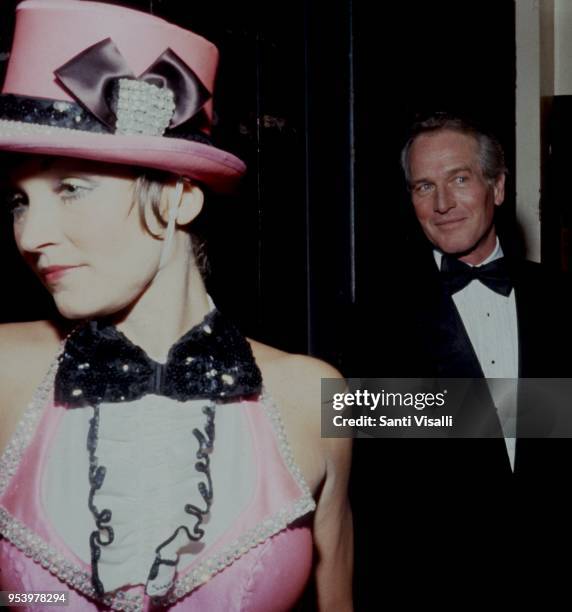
[0,350,60,497]
[0,508,143,612]
[261,390,315,501]
[0,367,316,610]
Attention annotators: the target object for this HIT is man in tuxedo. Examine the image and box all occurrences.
[350,113,572,609]
[400,113,572,466]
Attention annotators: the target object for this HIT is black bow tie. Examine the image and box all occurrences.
[55,309,262,407]
[440,254,513,296]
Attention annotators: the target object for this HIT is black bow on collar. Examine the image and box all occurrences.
[440,254,513,297]
[55,309,262,407]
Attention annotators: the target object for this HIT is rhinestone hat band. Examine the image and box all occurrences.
[115,79,176,137]
[0,94,214,144]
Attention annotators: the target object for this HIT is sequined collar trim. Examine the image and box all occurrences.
[56,308,263,407]
[0,356,316,611]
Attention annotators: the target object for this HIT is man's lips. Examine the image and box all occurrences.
[434,217,466,227]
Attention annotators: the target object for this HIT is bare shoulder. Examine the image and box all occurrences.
[249,339,342,425]
[0,320,65,455]
[0,319,64,343]
[248,339,350,495]
[0,319,63,370]
[250,339,342,391]
[250,343,353,608]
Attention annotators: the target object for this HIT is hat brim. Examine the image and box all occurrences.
[0,122,246,193]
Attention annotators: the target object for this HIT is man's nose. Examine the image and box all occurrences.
[16,202,61,253]
[434,186,456,213]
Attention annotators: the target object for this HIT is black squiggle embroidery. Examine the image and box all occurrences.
[87,405,114,596]
[147,403,216,590]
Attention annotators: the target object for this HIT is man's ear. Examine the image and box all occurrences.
[493,173,506,206]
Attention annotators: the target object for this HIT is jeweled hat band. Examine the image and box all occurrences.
[0,37,213,140]
[0,94,214,144]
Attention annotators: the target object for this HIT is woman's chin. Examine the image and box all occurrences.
[53,294,137,321]
[54,304,95,320]
[53,296,107,320]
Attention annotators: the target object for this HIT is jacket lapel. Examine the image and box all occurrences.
[414,252,484,378]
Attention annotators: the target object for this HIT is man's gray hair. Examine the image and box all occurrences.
[400,112,507,188]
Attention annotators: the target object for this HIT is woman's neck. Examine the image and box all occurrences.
[112,237,211,362]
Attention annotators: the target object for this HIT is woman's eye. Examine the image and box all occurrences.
[3,192,28,217]
[57,179,92,201]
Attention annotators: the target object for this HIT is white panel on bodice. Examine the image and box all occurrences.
[42,395,255,592]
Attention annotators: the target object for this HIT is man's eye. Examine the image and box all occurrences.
[454,175,468,185]
[415,183,432,194]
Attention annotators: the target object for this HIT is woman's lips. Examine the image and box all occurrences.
[40,265,82,284]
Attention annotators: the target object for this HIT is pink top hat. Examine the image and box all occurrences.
[0,0,246,192]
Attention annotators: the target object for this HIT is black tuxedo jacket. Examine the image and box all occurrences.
[348,246,572,474]
[347,246,572,609]
[396,248,570,380]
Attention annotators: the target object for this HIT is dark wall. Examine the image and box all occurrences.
[0,0,516,370]
[543,96,572,272]
[353,0,516,293]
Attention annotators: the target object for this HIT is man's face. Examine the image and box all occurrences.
[408,130,505,265]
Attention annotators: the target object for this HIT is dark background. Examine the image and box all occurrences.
[0,0,517,370]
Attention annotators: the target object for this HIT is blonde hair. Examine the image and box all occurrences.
[132,170,209,275]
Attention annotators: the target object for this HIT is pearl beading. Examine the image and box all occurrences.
[0,118,91,137]
[0,348,61,497]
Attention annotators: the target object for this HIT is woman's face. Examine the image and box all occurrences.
[6,156,165,319]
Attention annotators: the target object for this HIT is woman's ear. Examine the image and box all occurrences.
[177,181,204,225]
[159,178,204,227]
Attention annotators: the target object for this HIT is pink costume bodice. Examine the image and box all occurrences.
[0,356,316,611]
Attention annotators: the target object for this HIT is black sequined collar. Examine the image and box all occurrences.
[55,308,263,408]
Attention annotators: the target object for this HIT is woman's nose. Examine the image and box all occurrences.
[15,201,61,253]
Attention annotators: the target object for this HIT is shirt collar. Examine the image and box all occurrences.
[433,237,503,270]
